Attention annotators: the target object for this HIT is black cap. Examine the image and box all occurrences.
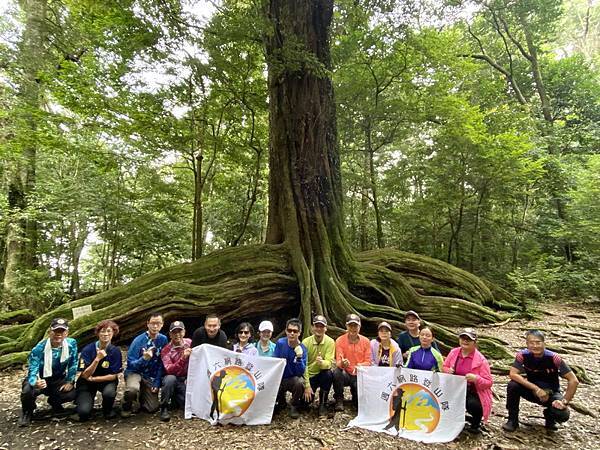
[313,315,328,326]
[50,318,69,331]
[169,321,185,332]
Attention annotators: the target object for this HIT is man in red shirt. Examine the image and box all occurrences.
[333,314,371,411]
[159,321,192,422]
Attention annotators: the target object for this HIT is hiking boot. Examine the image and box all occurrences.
[289,405,300,419]
[318,401,328,416]
[334,398,344,412]
[545,419,558,431]
[18,410,32,427]
[502,419,519,432]
[160,406,171,422]
[104,410,117,420]
[467,423,482,435]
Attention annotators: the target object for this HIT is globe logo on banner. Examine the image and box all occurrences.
[386,383,441,433]
[210,366,256,419]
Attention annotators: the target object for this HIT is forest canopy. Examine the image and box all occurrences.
[0,0,599,321]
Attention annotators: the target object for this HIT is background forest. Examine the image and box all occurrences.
[1,0,599,315]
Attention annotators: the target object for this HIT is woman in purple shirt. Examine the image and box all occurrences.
[233,322,258,356]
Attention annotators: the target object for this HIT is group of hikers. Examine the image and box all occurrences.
[18,310,579,437]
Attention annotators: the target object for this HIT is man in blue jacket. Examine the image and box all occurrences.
[273,318,307,419]
[121,312,168,417]
[19,318,78,427]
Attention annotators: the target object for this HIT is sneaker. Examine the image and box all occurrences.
[160,407,171,422]
[289,405,300,419]
[104,410,117,420]
[334,399,344,412]
[502,419,519,432]
[18,410,32,427]
[467,423,482,435]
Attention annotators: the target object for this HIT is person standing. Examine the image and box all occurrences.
[333,314,371,411]
[121,312,168,417]
[273,318,307,419]
[405,327,444,371]
[370,321,403,367]
[159,320,192,422]
[396,310,439,360]
[442,328,493,434]
[75,320,122,421]
[254,320,276,357]
[302,315,335,416]
[232,322,258,355]
[502,330,579,432]
[191,314,228,348]
[19,318,78,427]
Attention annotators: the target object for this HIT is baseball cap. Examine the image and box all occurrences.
[345,313,361,325]
[459,328,477,340]
[258,320,274,332]
[378,321,392,331]
[169,321,185,332]
[50,318,69,331]
[313,315,328,326]
[404,310,420,320]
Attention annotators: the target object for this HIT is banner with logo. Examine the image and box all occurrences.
[185,344,285,425]
[348,367,466,443]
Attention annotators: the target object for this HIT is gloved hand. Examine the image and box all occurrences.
[294,345,303,358]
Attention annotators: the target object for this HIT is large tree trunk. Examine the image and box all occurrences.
[0,0,522,369]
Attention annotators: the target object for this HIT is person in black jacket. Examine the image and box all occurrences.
[191,315,228,348]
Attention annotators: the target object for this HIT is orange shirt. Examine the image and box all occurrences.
[335,333,371,375]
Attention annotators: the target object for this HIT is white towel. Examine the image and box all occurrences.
[43,338,69,379]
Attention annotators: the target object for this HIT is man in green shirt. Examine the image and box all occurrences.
[302,315,335,416]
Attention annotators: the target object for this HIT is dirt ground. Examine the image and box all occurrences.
[0,300,598,450]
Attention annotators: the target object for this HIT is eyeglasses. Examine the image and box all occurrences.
[286,328,300,334]
[238,330,251,335]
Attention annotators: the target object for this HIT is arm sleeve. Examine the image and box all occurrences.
[27,345,42,385]
[405,349,414,369]
[360,340,372,366]
[511,352,524,372]
[273,342,283,359]
[392,345,403,367]
[65,340,79,382]
[323,340,335,369]
[433,349,444,372]
[558,359,571,376]
[110,347,123,374]
[475,357,493,389]
[442,350,453,373]
[191,329,202,348]
[126,337,148,373]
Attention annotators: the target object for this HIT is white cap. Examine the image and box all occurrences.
[258,320,274,332]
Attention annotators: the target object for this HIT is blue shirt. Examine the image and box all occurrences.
[405,346,444,372]
[27,337,78,385]
[273,337,307,379]
[125,332,168,388]
[79,341,122,376]
[253,340,276,357]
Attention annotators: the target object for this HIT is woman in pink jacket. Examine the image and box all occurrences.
[442,328,493,434]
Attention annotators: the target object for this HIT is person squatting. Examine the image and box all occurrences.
[18,310,579,436]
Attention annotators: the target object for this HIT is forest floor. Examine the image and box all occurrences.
[0,299,598,450]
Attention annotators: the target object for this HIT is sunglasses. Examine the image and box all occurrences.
[238,330,251,335]
[286,328,300,334]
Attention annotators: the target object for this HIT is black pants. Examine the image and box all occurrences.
[466,389,483,427]
[332,368,357,401]
[506,380,570,423]
[161,375,186,408]
[75,378,118,420]
[21,377,76,413]
[276,376,304,407]
[309,369,333,393]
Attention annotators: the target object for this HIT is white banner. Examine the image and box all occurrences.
[185,344,285,425]
[348,367,466,443]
